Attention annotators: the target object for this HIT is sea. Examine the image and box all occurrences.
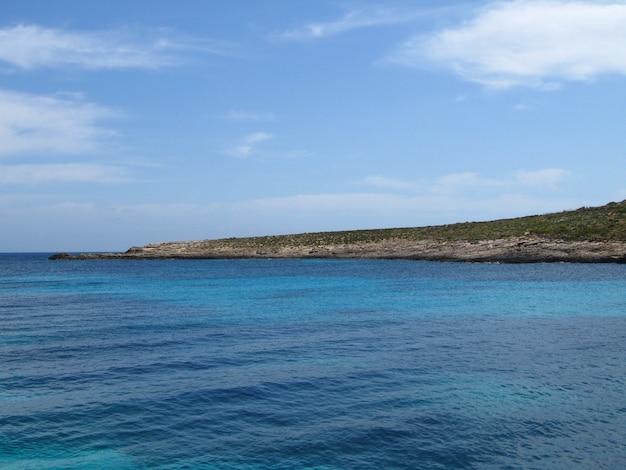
[1,253,625,469]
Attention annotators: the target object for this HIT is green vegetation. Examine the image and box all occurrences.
[199,200,626,249]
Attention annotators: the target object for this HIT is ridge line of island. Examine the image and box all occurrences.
[50,200,626,263]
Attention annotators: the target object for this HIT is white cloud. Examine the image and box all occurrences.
[359,169,570,195]
[514,103,534,111]
[0,24,216,70]
[392,0,626,88]
[0,163,130,184]
[515,168,570,188]
[0,168,580,251]
[430,172,495,194]
[225,132,273,158]
[0,89,116,157]
[431,169,570,193]
[247,192,400,212]
[228,190,582,234]
[356,176,416,190]
[279,7,420,40]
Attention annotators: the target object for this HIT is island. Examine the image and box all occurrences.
[50,201,626,263]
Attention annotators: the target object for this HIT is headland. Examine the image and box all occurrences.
[50,201,626,263]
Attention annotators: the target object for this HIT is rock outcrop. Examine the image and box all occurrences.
[49,236,626,263]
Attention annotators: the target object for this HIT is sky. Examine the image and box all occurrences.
[2,0,626,252]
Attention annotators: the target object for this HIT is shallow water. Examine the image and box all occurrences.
[1,254,625,469]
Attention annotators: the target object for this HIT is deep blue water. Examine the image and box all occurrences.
[1,254,625,469]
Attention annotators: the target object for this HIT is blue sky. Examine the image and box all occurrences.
[2,0,626,251]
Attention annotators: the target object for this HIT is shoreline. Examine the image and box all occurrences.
[49,236,626,263]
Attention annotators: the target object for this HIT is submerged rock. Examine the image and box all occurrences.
[48,252,74,260]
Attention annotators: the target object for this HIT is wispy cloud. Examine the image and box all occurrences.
[225,132,273,158]
[0,89,116,157]
[356,176,416,190]
[430,169,571,193]
[514,103,534,111]
[429,172,497,194]
[514,168,570,188]
[279,7,421,40]
[391,0,626,89]
[0,24,221,70]
[226,190,581,234]
[0,163,131,184]
[358,168,571,194]
[0,167,578,251]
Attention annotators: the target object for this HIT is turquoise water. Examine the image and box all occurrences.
[1,254,625,469]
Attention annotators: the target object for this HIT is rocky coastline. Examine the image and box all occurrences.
[49,236,626,263]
